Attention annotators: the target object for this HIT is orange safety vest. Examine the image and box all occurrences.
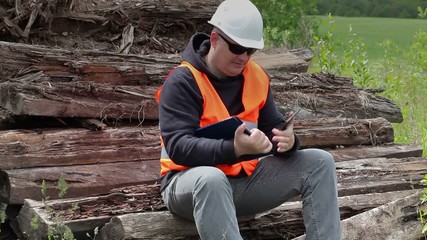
[155,60,270,176]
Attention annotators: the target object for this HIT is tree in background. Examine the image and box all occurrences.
[252,0,319,49]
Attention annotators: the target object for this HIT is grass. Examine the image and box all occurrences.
[313,15,427,60]
[309,15,427,157]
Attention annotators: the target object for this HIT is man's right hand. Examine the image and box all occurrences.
[233,123,272,158]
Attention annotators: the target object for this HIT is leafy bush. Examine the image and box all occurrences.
[310,14,427,158]
[252,0,319,49]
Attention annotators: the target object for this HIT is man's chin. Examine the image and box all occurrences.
[226,67,244,77]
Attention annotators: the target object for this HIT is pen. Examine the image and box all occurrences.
[282,109,301,130]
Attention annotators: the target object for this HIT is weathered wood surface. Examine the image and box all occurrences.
[2,71,400,121]
[0,126,160,170]
[0,40,177,83]
[0,73,160,119]
[0,41,402,122]
[0,40,305,82]
[16,184,164,240]
[95,190,417,240]
[1,64,400,123]
[0,117,393,171]
[251,50,308,72]
[294,117,394,147]
[3,154,425,206]
[0,107,13,129]
[0,117,404,205]
[327,144,423,162]
[336,157,427,196]
[293,191,423,240]
[15,187,417,240]
[2,161,160,205]
[271,72,403,123]
[0,0,221,53]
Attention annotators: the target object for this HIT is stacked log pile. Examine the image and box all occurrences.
[0,0,426,239]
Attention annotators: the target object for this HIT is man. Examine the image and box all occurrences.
[155,0,341,239]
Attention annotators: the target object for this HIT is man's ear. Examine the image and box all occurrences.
[210,32,219,48]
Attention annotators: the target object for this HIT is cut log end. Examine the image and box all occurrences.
[99,217,125,240]
[0,170,10,203]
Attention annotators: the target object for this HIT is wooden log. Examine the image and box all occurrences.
[3,155,426,206]
[0,107,13,129]
[295,117,394,147]
[0,40,305,83]
[15,186,416,240]
[0,118,400,204]
[2,161,160,205]
[0,73,159,119]
[0,126,160,170]
[0,170,10,203]
[0,0,220,53]
[289,48,314,62]
[293,191,424,240]
[0,40,177,83]
[0,118,393,171]
[251,51,308,72]
[95,190,417,240]
[16,184,164,240]
[327,144,424,162]
[0,41,401,122]
[271,72,403,123]
[336,157,427,196]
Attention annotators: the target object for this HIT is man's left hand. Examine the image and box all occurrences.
[271,117,295,153]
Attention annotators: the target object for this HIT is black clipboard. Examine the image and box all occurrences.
[195,116,248,140]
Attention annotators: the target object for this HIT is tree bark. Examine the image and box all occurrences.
[0,73,159,119]
[294,117,394,147]
[0,41,402,122]
[0,0,221,53]
[2,161,160,205]
[95,190,417,240]
[16,188,417,240]
[0,126,159,170]
[0,72,402,123]
[2,156,425,205]
[271,72,403,123]
[0,40,305,82]
[293,191,424,240]
[336,157,427,196]
[327,144,424,162]
[0,118,393,171]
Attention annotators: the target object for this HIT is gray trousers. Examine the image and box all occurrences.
[161,149,342,240]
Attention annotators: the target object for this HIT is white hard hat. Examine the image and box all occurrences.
[208,0,264,49]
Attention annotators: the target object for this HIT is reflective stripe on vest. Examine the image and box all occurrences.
[156,60,270,176]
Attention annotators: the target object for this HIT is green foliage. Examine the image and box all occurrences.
[32,177,76,240]
[419,174,427,234]
[47,224,75,240]
[410,31,427,72]
[341,26,372,87]
[0,207,5,224]
[312,16,427,233]
[310,14,427,158]
[311,14,337,73]
[58,176,68,199]
[315,15,427,61]
[252,0,319,48]
[31,215,40,230]
[311,14,373,87]
[316,0,427,18]
[418,6,427,18]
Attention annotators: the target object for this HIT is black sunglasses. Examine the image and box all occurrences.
[217,33,257,56]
